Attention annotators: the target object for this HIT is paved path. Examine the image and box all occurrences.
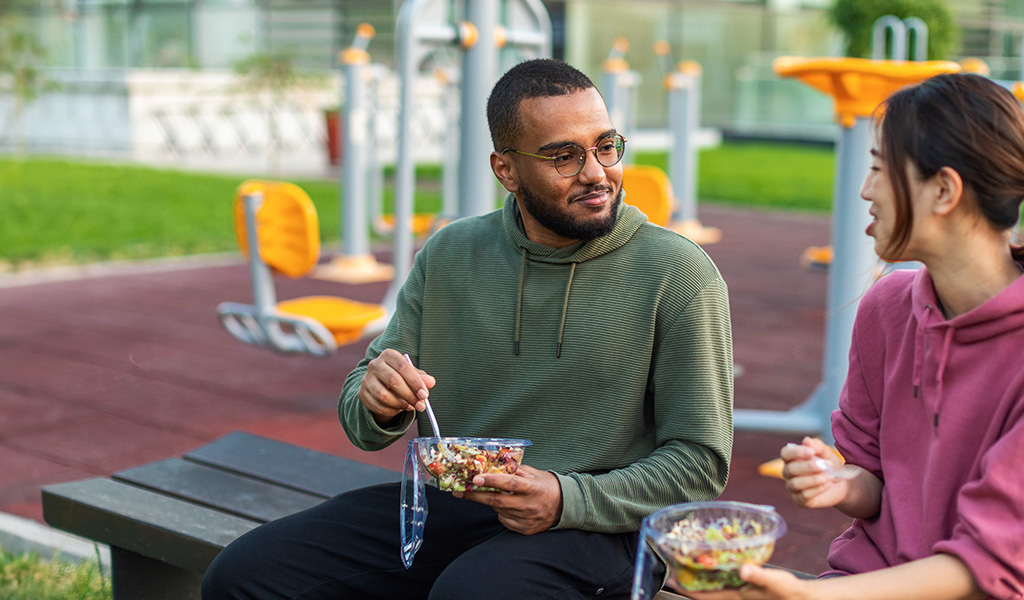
[0,204,851,574]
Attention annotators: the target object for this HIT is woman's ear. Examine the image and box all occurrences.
[932,166,964,216]
[491,152,520,193]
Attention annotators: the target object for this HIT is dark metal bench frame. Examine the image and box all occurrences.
[41,431,401,600]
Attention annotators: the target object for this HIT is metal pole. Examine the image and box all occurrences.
[601,38,638,163]
[871,15,907,61]
[340,55,370,257]
[733,116,875,444]
[387,0,428,312]
[903,17,928,61]
[313,23,395,284]
[368,64,386,233]
[440,67,461,221]
[457,0,500,219]
[814,117,875,444]
[668,62,701,222]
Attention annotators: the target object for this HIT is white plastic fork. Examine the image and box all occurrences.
[404,353,455,462]
[815,458,859,480]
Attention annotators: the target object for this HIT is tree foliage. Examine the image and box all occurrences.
[231,51,328,175]
[0,27,58,152]
[827,0,958,59]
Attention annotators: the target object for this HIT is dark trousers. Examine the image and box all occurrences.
[201,483,641,600]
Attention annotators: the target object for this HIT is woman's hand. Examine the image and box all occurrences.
[684,555,985,600]
[679,564,811,600]
[780,437,852,509]
[780,437,882,519]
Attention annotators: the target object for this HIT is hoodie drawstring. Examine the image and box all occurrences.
[513,249,577,358]
[933,325,955,428]
[913,306,930,399]
[915,304,956,428]
[556,263,577,358]
[515,250,526,355]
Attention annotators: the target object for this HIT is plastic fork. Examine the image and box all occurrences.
[403,354,455,462]
[815,458,859,480]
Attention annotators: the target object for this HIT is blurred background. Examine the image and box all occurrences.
[3,0,1023,174]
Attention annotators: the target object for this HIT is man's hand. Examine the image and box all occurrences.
[456,465,563,535]
[357,349,436,426]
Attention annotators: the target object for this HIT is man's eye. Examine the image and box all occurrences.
[598,141,617,154]
[553,151,576,164]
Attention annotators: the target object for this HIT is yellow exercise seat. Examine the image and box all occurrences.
[621,165,673,227]
[217,180,388,355]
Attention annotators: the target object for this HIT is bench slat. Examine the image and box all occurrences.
[184,431,400,496]
[42,478,259,573]
[114,458,325,523]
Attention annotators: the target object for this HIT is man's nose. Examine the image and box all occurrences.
[577,149,607,183]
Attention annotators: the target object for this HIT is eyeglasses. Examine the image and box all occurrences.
[502,133,627,177]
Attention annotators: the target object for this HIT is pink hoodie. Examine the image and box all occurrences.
[828,267,1024,600]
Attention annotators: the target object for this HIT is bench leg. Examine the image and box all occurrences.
[111,546,205,600]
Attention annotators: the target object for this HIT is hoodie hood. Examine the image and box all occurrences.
[909,265,1024,418]
[500,193,648,356]
[501,193,647,263]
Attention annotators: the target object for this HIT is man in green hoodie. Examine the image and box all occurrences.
[203,58,732,600]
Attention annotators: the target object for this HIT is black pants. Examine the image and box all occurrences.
[201,483,641,600]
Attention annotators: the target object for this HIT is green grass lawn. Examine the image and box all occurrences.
[0,142,833,270]
[636,141,835,211]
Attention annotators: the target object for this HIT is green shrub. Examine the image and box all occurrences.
[827,0,958,59]
[0,546,110,599]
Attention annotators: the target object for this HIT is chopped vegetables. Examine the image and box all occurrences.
[659,514,777,591]
[418,442,524,492]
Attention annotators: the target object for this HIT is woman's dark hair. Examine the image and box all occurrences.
[486,58,596,152]
[877,72,1024,260]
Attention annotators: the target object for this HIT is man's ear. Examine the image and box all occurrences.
[491,152,520,193]
[932,166,964,216]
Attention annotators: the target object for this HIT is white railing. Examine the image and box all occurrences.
[1,68,450,177]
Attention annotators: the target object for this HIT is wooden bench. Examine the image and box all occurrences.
[41,430,687,600]
[41,431,401,600]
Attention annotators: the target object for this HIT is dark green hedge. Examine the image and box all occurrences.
[827,0,958,60]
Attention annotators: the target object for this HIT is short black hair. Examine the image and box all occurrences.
[486,58,597,152]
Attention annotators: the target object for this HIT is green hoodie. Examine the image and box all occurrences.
[339,194,733,532]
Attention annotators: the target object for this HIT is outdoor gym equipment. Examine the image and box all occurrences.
[314,24,396,284]
[387,0,550,310]
[802,15,929,269]
[654,41,721,244]
[872,15,928,61]
[601,38,640,163]
[373,57,461,238]
[733,57,959,445]
[620,165,672,227]
[218,180,389,356]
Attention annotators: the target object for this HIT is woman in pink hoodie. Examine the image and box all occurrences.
[691,73,1024,600]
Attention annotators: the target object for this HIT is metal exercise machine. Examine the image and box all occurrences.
[801,15,930,269]
[734,56,960,445]
[314,24,396,284]
[386,0,551,311]
[601,38,640,164]
[654,41,721,244]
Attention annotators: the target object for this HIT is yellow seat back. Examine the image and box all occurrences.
[234,180,320,278]
[622,165,673,227]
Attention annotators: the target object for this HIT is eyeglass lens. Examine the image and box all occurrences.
[553,134,626,177]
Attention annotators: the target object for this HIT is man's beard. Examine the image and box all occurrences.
[517,183,623,241]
